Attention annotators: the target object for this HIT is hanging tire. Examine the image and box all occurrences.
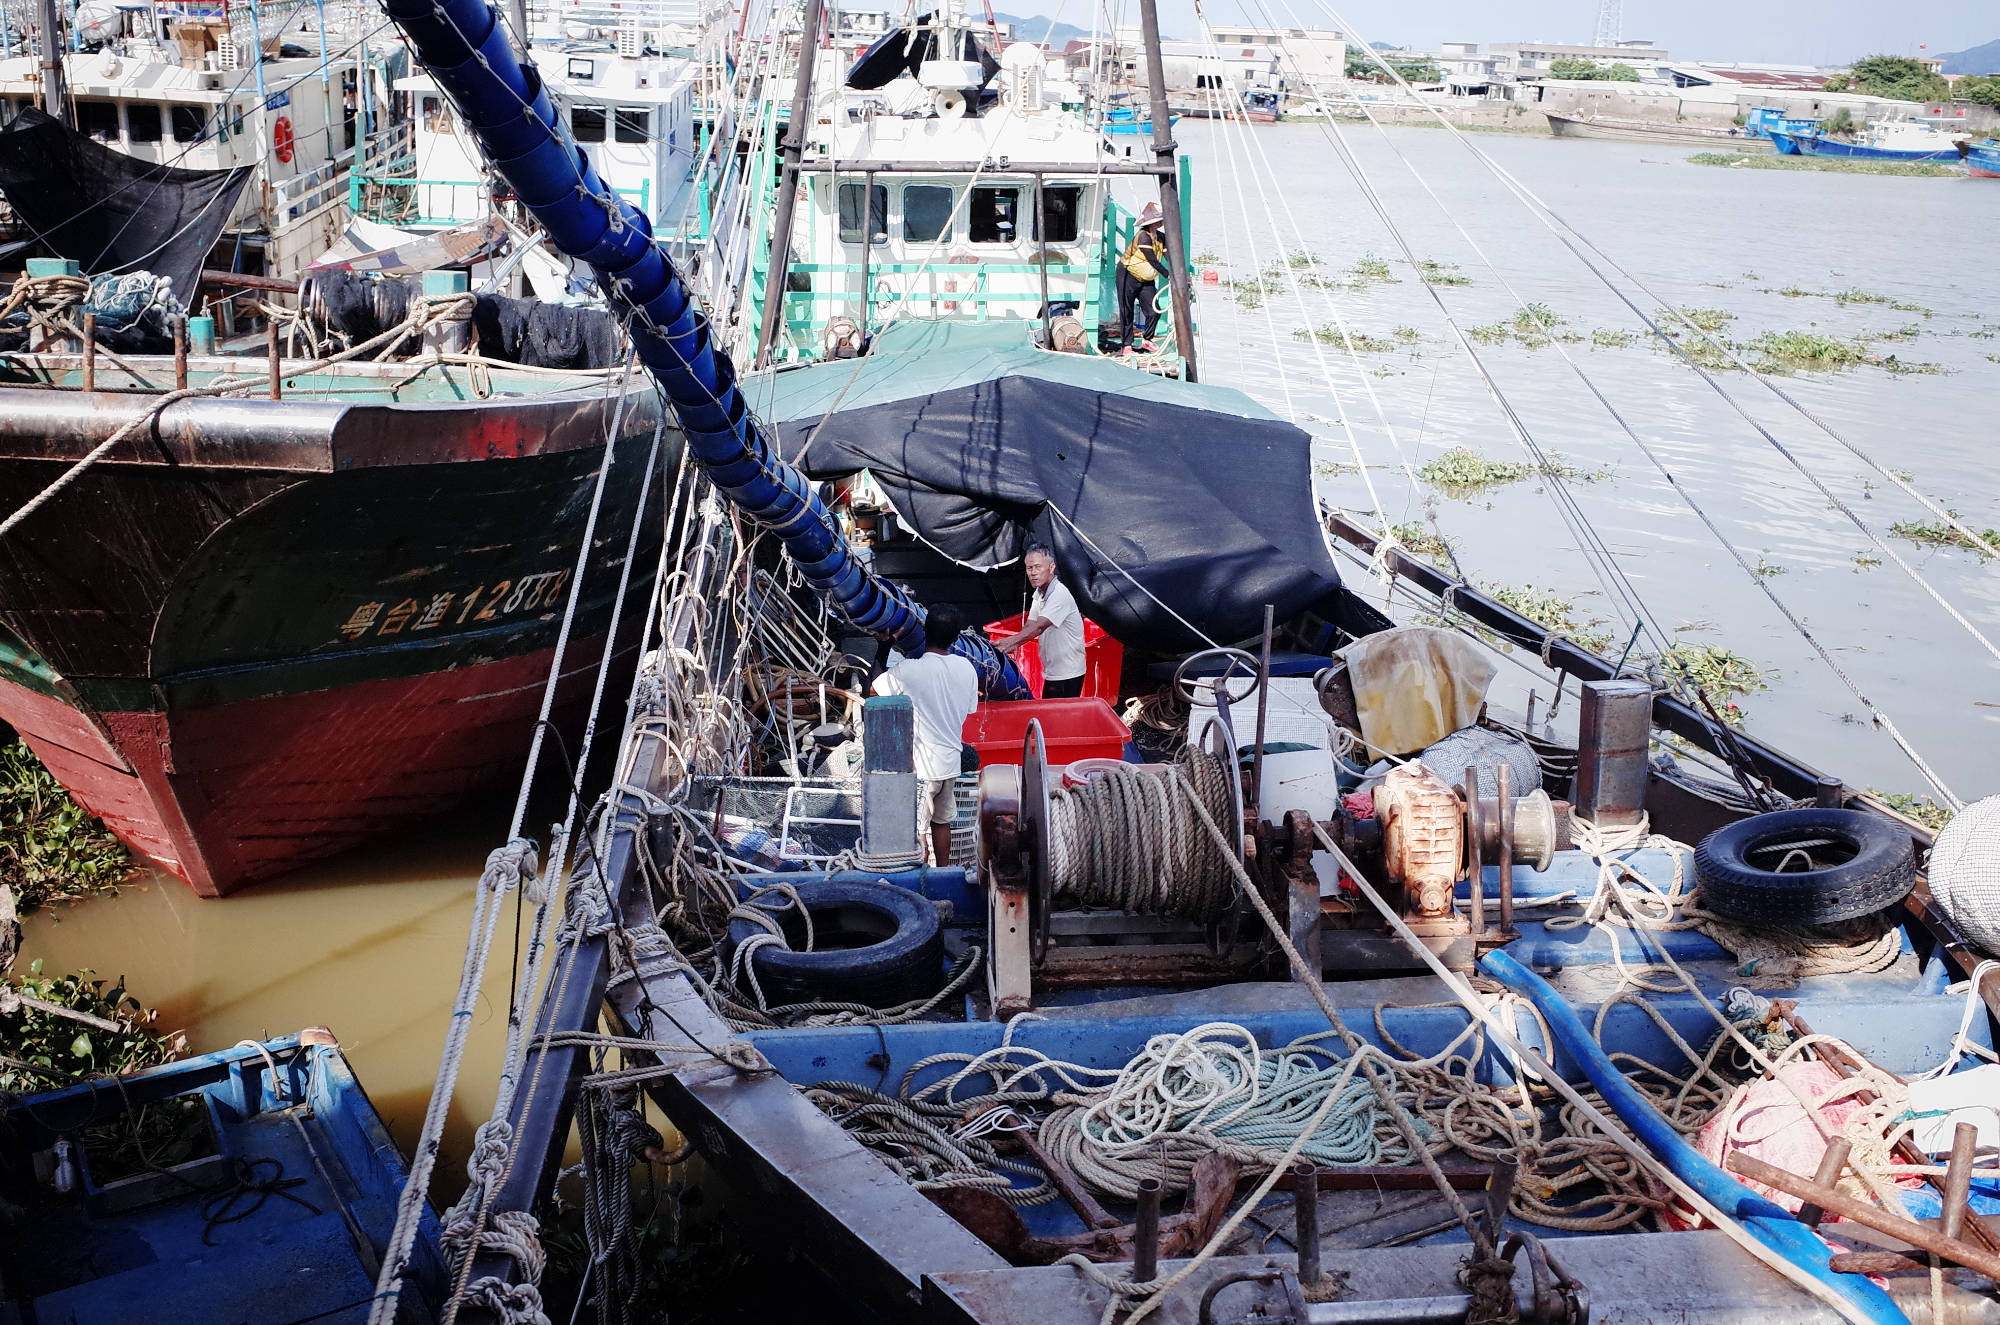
[727,879,944,1009]
[1693,807,1916,927]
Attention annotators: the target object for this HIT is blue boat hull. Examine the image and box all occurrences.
[1771,129,1962,162]
[1970,143,2000,177]
[1,1034,445,1324]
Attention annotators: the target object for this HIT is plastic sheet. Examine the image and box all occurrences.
[1340,626,1496,756]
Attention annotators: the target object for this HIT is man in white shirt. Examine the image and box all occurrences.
[871,603,980,864]
[995,545,1087,698]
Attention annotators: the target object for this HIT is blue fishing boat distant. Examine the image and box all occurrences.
[1770,120,1968,163]
[0,1032,444,1324]
[1969,141,2000,177]
[1101,104,1178,135]
[1743,105,1818,142]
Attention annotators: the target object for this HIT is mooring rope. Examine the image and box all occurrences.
[1046,751,1234,921]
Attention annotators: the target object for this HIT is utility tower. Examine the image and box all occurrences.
[1592,0,1622,48]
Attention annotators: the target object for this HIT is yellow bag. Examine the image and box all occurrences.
[1121,247,1160,284]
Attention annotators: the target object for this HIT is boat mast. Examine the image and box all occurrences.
[1135,0,1196,381]
[36,0,65,122]
[754,0,824,368]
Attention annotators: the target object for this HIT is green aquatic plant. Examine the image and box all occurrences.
[0,740,129,913]
[1890,301,1933,316]
[1389,521,1454,562]
[1873,324,1923,342]
[1746,331,1869,374]
[1348,254,1396,284]
[1876,356,1945,376]
[1482,583,1614,653]
[1667,307,1734,333]
[1853,551,1882,570]
[1774,286,1822,298]
[1867,789,1952,831]
[1,960,185,1092]
[1420,447,1533,496]
[1287,250,1319,268]
[1392,325,1423,343]
[1833,287,1892,305]
[1292,326,1395,351]
[1193,251,1224,266]
[1510,302,1564,332]
[1419,260,1472,286]
[1660,643,1769,707]
[1692,151,1958,176]
[1592,328,1639,349]
[1467,323,1510,345]
[1891,519,2000,556]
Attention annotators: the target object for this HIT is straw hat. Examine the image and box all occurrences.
[1137,201,1164,227]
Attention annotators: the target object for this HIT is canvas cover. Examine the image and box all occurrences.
[765,322,1342,652]
[0,107,252,307]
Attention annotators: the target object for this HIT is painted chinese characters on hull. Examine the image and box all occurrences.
[334,569,574,643]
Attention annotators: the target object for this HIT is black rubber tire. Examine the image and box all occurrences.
[1693,807,1916,927]
[726,880,944,1008]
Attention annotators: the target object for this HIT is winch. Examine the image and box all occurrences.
[977,648,1571,1013]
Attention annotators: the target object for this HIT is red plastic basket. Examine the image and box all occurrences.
[963,698,1131,768]
[982,612,1123,700]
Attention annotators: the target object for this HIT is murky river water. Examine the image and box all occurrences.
[1184,119,2000,805]
[18,118,2000,1171]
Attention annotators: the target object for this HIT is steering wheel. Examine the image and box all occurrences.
[1172,647,1263,706]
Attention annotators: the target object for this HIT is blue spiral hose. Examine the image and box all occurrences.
[383,0,926,648]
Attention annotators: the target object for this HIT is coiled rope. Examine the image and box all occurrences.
[1046,752,1234,921]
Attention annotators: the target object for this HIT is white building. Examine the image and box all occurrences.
[1490,39,1668,79]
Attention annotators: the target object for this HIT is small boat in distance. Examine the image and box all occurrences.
[1770,120,1968,163]
[1742,105,1819,142]
[1543,110,1773,149]
[1102,104,1179,134]
[1969,141,2000,177]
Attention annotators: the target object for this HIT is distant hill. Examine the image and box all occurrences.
[1942,39,2000,75]
[990,11,1094,47]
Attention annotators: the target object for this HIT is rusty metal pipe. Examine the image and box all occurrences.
[1944,1121,1976,1243]
[1484,1153,1519,1246]
[1294,1162,1321,1286]
[1496,764,1515,934]
[1134,1177,1162,1282]
[80,313,95,391]
[1728,1151,2000,1280]
[1463,768,1484,937]
[1795,1137,1851,1229]
[1013,1121,1120,1231]
[173,315,188,390]
[266,320,282,400]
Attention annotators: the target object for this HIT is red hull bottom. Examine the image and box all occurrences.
[0,644,607,896]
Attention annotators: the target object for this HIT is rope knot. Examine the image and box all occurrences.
[482,839,539,896]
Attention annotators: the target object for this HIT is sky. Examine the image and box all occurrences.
[1129,0,1996,68]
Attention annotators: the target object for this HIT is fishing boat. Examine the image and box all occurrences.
[1102,103,1178,135]
[0,307,668,896]
[1970,141,2000,177]
[1544,110,1773,148]
[0,0,377,283]
[1743,105,1820,142]
[349,0,2000,1320]
[1241,88,1281,123]
[1769,120,1969,163]
[1,1031,446,1322]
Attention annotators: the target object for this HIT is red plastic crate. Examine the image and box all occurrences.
[982,612,1123,700]
[963,698,1131,768]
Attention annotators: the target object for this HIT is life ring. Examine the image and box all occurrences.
[272,116,294,164]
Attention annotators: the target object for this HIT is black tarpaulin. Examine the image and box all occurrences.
[0,108,251,307]
[846,14,1000,91]
[768,323,1342,652]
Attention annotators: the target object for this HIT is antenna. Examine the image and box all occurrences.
[1591,0,1622,48]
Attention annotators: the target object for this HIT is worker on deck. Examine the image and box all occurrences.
[995,545,1087,699]
[1114,201,1169,356]
[872,603,980,865]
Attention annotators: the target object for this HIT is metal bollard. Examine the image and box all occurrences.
[1572,679,1652,829]
[1134,1177,1162,1283]
[1293,1163,1321,1287]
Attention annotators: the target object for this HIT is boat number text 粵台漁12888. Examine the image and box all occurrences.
[332,569,575,644]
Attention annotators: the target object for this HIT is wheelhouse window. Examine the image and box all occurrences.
[837,182,887,244]
[171,104,206,142]
[126,102,162,143]
[614,107,650,142]
[422,95,454,134]
[901,184,952,242]
[77,100,119,141]
[968,186,1019,243]
[1034,184,1082,243]
[571,105,606,142]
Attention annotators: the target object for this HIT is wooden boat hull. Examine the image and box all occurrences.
[1544,111,1773,149]
[0,367,669,895]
